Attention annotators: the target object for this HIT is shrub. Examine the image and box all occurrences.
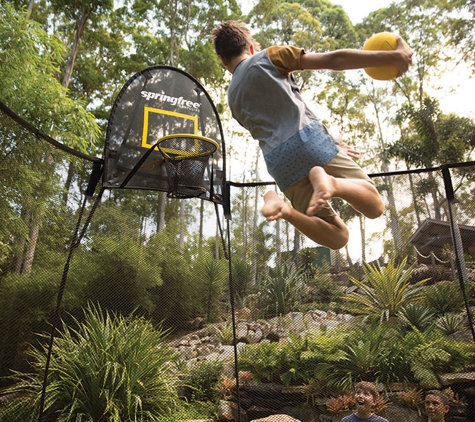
[239,335,308,385]
[435,312,466,335]
[259,263,307,317]
[398,302,435,330]
[0,304,181,422]
[345,257,430,321]
[395,388,423,409]
[325,392,355,413]
[182,360,224,402]
[423,281,466,316]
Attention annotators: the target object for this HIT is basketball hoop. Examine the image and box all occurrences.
[155,134,219,198]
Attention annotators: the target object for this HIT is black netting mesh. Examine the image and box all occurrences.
[1,103,475,421]
[157,135,218,198]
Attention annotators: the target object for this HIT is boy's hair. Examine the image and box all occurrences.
[425,390,450,406]
[355,381,380,401]
[211,20,260,61]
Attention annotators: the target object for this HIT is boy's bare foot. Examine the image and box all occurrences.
[306,166,336,216]
[262,191,291,221]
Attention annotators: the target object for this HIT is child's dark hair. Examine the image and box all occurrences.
[425,390,450,406]
[211,20,260,61]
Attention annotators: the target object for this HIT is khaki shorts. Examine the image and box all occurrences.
[283,150,373,221]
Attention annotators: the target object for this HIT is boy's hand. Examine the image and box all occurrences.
[339,141,360,159]
[395,37,413,77]
[335,132,360,160]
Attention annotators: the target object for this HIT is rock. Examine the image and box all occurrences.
[236,322,249,341]
[217,400,248,422]
[278,403,319,422]
[439,372,475,385]
[382,403,422,421]
[250,415,301,422]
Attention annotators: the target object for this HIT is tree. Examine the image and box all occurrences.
[0,4,99,275]
[390,97,475,220]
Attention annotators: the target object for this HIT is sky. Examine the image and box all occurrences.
[241,0,400,23]
[331,0,398,24]
[239,0,473,118]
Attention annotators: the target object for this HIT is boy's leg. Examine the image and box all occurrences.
[306,166,384,218]
[262,191,349,250]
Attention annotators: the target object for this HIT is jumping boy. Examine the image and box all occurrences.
[211,20,413,249]
[341,381,388,422]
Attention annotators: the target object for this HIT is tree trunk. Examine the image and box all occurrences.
[14,209,30,274]
[251,155,259,285]
[384,175,403,250]
[199,199,204,249]
[157,191,166,232]
[360,214,366,264]
[179,200,185,254]
[22,213,40,275]
[27,0,35,18]
[62,12,89,89]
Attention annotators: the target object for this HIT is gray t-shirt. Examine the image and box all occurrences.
[228,47,338,191]
[341,414,389,422]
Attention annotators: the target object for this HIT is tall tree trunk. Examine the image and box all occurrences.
[251,154,259,285]
[384,175,403,250]
[199,199,204,249]
[61,7,93,207]
[359,214,366,263]
[14,209,30,274]
[27,0,35,18]
[179,200,185,254]
[409,172,422,226]
[157,191,166,232]
[22,213,40,275]
[371,87,403,252]
[62,12,89,89]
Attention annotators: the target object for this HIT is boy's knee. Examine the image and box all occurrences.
[367,199,385,219]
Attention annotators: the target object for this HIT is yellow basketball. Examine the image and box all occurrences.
[362,32,405,81]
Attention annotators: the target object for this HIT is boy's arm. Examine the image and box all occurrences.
[300,37,412,77]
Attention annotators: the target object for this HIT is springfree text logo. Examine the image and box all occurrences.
[141,90,201,111]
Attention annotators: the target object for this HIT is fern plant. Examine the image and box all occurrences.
[345,257,430,321]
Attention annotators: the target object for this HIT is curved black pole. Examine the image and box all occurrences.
[38,187,105,422]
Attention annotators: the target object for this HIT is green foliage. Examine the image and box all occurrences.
[311,322,400,391]
[402,326,475,388]
[423,281,466,316]
[213,321,235,345]
[0,270,58,378]
[0,304,181,421]
[239,335,308,385]
[155,400,218,422]
[435,312,467,335]
[0,4,99,149]
[393,98,475,168]
[232,257,254,300]
[345,257,430,321]
[181,360,224,402]
[259,263,307,317]
[237,318,475,393]
[193,257,228,322]
[398,302,435,331]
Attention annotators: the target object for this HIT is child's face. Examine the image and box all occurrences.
[425,394,449,421]
[354,388,375,411]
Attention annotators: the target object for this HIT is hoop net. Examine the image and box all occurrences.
[156,134,219,198]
